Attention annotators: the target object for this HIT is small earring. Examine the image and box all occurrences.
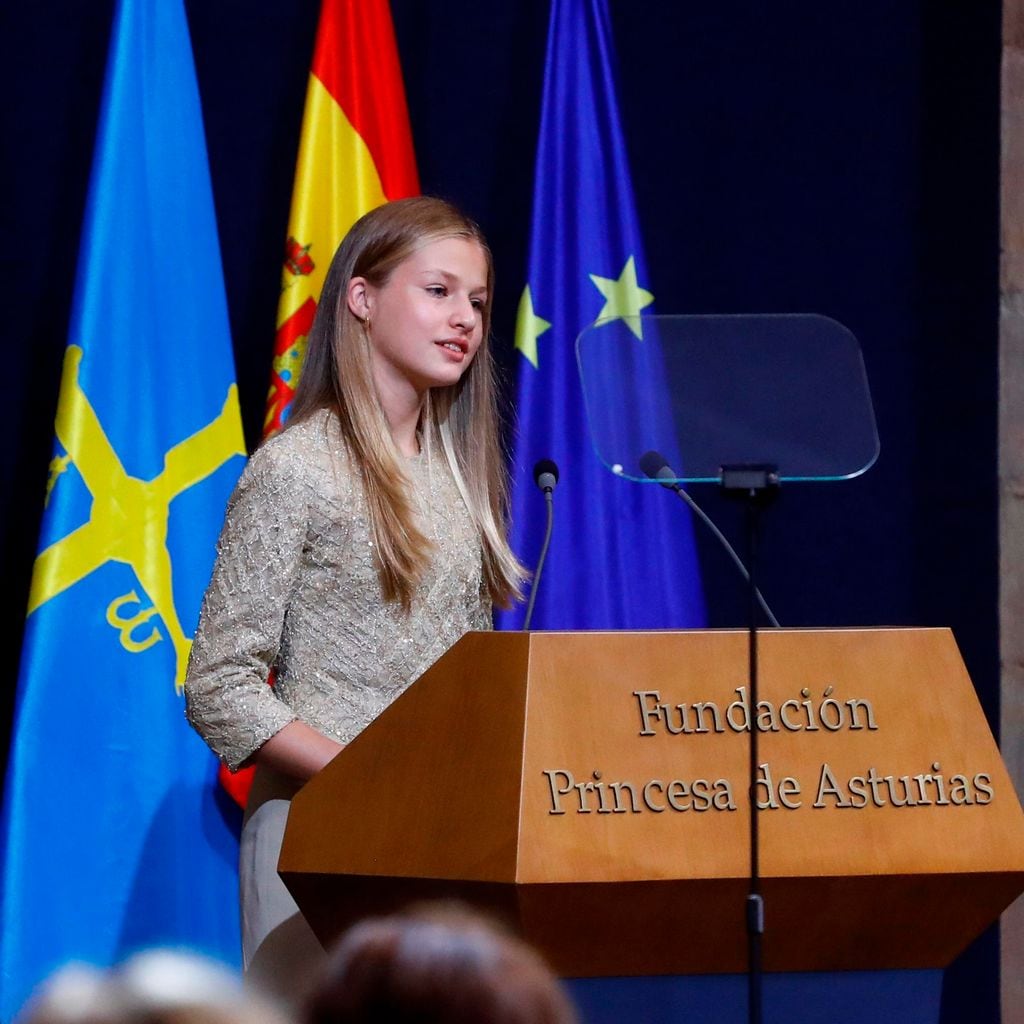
[362,312,371,332]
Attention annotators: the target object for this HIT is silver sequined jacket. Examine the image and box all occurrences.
[184,409,492,771]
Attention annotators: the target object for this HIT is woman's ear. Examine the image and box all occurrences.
[346,277,371,322]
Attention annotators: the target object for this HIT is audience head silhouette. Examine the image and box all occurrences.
[304,901,579,1024]
[16,948,289,1024]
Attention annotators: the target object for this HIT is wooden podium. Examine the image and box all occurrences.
[279,629,1024,1021]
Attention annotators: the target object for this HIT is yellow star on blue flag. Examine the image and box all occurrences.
[515,284,552,368]
[589,255,654,339]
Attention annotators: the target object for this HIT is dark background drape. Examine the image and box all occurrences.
[0,4,1002,1022]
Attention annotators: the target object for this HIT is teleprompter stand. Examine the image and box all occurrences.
[720,463,780,1024]
[575,313,882,1024]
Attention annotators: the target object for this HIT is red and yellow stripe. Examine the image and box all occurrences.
[265,0,419,435]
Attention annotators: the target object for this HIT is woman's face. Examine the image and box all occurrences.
[353,235,489,396]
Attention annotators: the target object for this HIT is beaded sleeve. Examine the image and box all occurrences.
[184,410,491,771]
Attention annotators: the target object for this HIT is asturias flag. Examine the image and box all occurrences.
[218,0,420,809]
[0,0,246,1016]
[497,0,705,631]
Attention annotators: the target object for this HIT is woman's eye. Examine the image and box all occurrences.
[470,298,485,310]
[426,285,447,297]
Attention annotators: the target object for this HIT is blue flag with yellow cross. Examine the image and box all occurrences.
[0,0,245,1016]
[497,0,705,631]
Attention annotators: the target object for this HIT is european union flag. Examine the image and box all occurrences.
[497,0,705,631]
[0,0,246,1016]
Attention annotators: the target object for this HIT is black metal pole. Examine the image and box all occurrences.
[720,464,778,1024]
[745,492,764,1024]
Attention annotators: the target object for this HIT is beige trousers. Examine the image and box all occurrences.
[239,769,327,1012]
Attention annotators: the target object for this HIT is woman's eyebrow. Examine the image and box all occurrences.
[418,268,488,293]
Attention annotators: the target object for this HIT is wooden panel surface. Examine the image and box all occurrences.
[518,628,1024,884]
[284,869,1024,975]
[280,630,530,881]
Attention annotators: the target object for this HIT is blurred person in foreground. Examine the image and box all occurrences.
[15,948,290,1024]
[303,901,579,1024]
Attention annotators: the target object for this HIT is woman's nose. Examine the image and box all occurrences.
[451,296,477,329]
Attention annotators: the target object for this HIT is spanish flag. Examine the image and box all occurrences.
[220,0,419,806]
[265,0,419,436]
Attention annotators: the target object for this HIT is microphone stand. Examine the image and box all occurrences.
[720,463,779,1024]
[523,467,557,631]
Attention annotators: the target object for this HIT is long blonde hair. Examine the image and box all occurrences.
[287,196,525,609]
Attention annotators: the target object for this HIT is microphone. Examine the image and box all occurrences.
[534,458,559,493]
[523,459,559,630]
[640,450,781,628]
[639,449,681,490]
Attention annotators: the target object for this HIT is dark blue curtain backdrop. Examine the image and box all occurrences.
[0,4,1002,1023]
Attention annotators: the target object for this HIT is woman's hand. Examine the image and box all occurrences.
[253,721,345,783]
